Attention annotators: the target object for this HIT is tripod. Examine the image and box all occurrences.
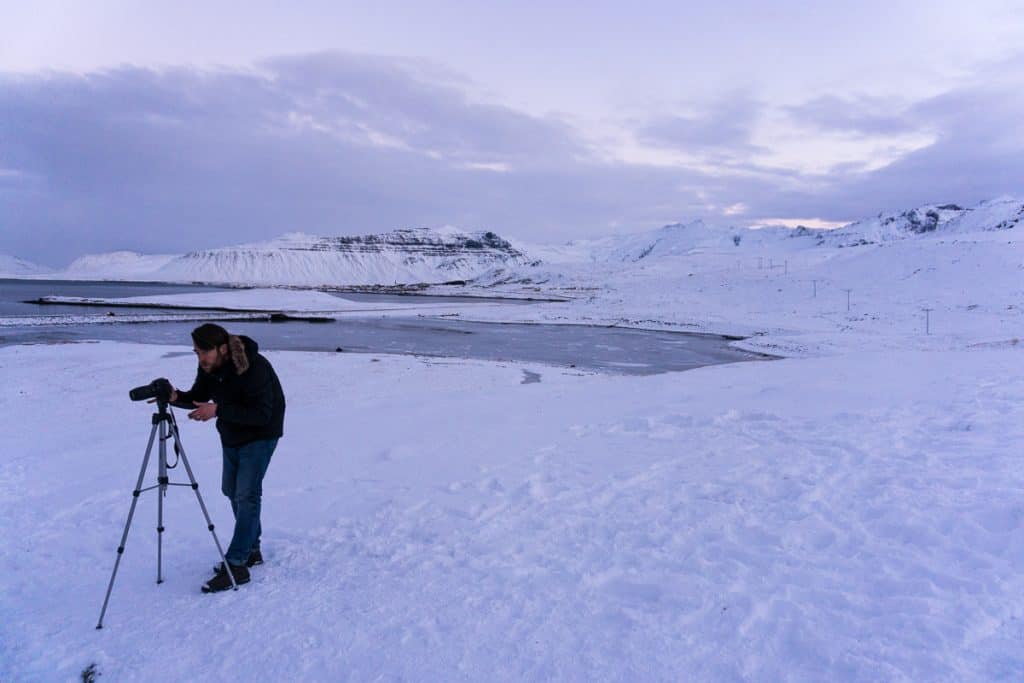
[96,400,236,629]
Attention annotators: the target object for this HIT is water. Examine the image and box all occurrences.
[0,279,768,375]
[0,278,530,316]
[0,279,236,317]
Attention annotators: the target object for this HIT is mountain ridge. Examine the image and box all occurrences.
[60,227,529,286]
[7,197,1021,286]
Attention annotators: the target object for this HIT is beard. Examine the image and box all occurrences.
[199,354,225,373]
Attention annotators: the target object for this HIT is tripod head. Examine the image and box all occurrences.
[151,399,172,422]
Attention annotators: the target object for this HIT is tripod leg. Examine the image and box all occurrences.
[96,422,159,629]
[170,420,238,590]
[156,419,167,585]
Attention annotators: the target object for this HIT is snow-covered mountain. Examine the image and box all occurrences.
[516,197,1024,271]
[58,228,529,286]
[509,219,766,268]
[479,196,1024,290]
[64,251,179,279]
[602,219,805,261]
[18,196,1024,287]
[816,196,1024,247]
[0,254,51,278]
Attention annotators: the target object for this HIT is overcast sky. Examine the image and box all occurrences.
[2,1,1023,266]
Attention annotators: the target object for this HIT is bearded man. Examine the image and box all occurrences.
[170,323,286,593]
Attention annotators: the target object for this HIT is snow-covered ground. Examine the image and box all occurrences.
[466,209,1024,359]
[2,341,1022,680]
[2,196,1023,680]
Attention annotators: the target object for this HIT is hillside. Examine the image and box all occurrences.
[57,228,528,286]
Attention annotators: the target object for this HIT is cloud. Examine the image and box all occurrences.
[1,51,1022,265]
[0,55,631,265]
[262,52,588,167]
[636,94,766,158]
[787,58,1024,219]
[785,95,918,136]
[637,53,1024,224]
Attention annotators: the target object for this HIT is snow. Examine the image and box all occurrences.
[0,312,272,327]
[35,288,464,314]
[825,196,1024,245]
[50,228,527,286]
[63,251,180,279]
[11,289,517,329]
[467,209,1024,358]
[0,254,51,278]
[2,196,1024,679]
[2,343,1023,680]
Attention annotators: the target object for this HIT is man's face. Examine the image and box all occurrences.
[194,344,228,373]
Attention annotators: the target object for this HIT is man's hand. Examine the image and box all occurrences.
[188,401,217,421]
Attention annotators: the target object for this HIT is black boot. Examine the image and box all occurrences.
[202,562,250,593]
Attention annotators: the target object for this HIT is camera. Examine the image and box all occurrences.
[129,377,173,403]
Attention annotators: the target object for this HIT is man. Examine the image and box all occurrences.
[170,323,286,593]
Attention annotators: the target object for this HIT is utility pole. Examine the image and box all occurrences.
[843,288,852,312]
[922,307,933,334]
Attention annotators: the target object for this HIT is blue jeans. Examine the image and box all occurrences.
[221,438,278,565]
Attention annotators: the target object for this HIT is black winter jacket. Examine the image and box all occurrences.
[174,335,286,447]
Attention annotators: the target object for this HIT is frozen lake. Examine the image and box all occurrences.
[0,279,768,374]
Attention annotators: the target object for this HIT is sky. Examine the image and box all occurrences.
[1,1,1023,266]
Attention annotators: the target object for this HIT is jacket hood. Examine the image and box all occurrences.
[228,335,258,375]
